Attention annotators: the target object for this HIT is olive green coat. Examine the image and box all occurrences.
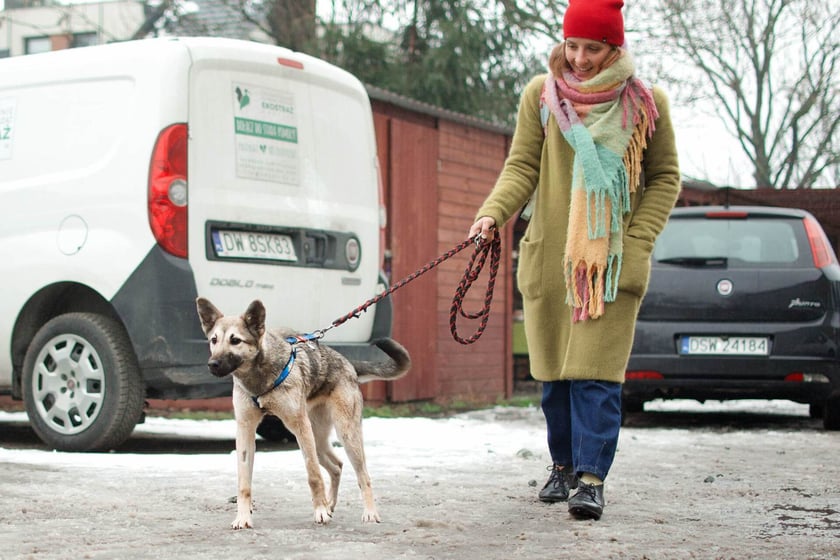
[476,75,681,383]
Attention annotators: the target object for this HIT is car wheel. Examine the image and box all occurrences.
[22,313,145,451]
[823,394,840,431]
[622,398,645,415]
[809,403,825,419]
[256,414,296,443]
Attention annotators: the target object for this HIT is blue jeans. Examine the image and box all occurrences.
[541,380,622,481]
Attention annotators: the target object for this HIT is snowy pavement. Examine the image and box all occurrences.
[1,400,837,559]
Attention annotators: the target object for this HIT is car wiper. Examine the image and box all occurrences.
[657,256,728,267]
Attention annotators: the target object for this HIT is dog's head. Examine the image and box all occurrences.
[195,297,266,378]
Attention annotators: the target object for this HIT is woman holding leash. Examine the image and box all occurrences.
[469,0,680,520]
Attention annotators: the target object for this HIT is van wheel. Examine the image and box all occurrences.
[824,394,840,431]
[22,313,145,451]
[809,402,825,419]
[256,415,296,443]
[622,398,645,415]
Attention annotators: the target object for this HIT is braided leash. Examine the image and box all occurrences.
[313,229,501,345]
[449,229,502,344]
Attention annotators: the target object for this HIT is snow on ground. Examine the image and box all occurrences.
[0,399,810,472]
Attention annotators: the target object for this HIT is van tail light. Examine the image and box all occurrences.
[626,371,664,380]
[148,124,188,258]
[802,216,837,269]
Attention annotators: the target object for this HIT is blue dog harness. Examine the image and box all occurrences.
[250,333,320,408]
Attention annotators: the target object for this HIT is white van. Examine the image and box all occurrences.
[0,37,391,451]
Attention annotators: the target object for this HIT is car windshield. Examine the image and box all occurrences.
[654,217,802,266]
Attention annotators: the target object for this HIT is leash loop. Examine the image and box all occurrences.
[449,229,501,344]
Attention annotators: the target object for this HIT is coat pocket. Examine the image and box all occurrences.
[516,238,544,299]
[617,238,653,298]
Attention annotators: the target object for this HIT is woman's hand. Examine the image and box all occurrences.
[468,217,496,242]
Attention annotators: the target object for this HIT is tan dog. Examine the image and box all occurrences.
[195,297,411,529]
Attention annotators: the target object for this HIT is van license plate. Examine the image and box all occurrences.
[679,336,769,356]
[212,230,297,262]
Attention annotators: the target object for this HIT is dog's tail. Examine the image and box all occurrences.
[353,338,412,383]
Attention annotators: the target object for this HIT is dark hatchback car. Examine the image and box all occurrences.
[625,205,840,429]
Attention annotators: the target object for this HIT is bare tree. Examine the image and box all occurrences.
[654,0,839,188]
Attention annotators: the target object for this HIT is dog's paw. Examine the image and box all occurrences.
[231,516,253,530]
[361,509,381,523]
[313,506,333,524]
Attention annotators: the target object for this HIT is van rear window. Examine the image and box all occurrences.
[654,217,806,267]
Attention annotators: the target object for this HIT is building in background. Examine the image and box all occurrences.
[1,0,145,56]
[0,0,269,57]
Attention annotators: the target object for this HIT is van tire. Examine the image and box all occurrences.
[22,313,145,451]
[256,415,297,443]
[622,398,645,416]
[824,394,840,431]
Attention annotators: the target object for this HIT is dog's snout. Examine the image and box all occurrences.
[206,354,241,378]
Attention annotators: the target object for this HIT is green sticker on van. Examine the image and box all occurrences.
[234,117,298,143]
[232,84,299,185]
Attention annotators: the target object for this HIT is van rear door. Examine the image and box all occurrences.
[185,39,381,341]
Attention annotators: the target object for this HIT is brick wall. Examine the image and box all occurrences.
[432,120,513,402]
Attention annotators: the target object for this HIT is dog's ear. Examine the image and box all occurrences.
[196,297,224,335]
[242,300,266,340]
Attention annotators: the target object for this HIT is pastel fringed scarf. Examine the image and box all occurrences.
[540,46,658,322]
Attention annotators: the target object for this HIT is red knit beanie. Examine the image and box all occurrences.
[563,0,625,47]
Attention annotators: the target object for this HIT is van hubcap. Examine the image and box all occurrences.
[31,334,105,435]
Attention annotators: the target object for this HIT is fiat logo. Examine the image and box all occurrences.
[716,279,734,296]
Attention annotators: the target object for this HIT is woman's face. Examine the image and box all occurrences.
[564,38,614,81]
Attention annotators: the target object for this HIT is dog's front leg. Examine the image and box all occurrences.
[232,395,263,529]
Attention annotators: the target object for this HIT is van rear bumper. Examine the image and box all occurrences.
[141,337,399,399]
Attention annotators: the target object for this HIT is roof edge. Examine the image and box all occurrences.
[365,84,514,136]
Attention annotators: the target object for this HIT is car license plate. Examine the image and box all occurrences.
[211,230,297,262]
[679,336,769,356]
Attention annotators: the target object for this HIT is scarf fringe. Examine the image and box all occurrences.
[621,79,658,193]
[565,254,622,322]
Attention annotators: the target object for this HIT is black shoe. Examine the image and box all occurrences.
[568,482,605,520]
[538,465,577,503]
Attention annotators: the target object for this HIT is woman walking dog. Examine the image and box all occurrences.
[469,0,681,520]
